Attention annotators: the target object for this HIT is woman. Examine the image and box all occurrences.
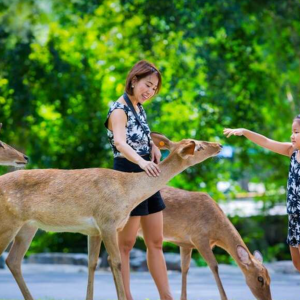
[105,60,173,300]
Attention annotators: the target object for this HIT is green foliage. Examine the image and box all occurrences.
[0,0,299,188]
[0,0,299,259]
[27,231,89,255]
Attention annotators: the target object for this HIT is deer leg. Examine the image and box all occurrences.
[6,223,37,300]
[102,230,126,300]
[193,240,228,300]
[180,247,192,300]
[86,235,102,300]
[0,223,23,255]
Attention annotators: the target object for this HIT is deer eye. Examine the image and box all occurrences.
[196,144,204,151]
[258,276,264,286]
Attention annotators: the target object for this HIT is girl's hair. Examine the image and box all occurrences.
[125,60,162,95]
[294,115,300,125]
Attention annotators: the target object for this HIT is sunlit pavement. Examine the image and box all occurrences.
[0,264,299,300]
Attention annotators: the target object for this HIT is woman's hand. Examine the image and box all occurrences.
[223,128,245,138]
[151,143,162,164]
[138,158,161,177]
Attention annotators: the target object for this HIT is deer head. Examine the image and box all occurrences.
[0,123,28,167]
[237,245,272,300]
[151,132,222,166]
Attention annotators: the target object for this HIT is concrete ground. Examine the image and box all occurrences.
[0,263,299,300]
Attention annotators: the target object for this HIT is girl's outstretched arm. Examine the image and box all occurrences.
[223,128,294,157]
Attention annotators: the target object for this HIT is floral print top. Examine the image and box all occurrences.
[105,102,151,158]
[287,151,300,215]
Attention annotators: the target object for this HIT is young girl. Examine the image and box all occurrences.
[224,116,300,272]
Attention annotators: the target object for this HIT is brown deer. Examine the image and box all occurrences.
[138,186,272,300]
[0,133,221,300]
[0,123,28,167]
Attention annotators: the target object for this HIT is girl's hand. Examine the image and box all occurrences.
[151,144,162,164]
[223,128,245,138]
[138,158,161,177]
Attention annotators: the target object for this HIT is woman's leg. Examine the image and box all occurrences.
[290,245,300,272]
[118,216,141,300]
[141,212,173,300]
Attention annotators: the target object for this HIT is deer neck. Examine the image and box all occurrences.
[125,154,186,209]
[218,223,251,273]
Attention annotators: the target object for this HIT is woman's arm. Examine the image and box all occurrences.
[223,128,294,157]
[110,109,161,177]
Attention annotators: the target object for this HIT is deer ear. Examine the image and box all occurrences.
[236,245,251,266]
[253,250,263,263]
[178,141,196,159]
[150,132,173,150]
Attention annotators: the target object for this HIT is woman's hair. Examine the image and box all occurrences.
[125,60,162,95]
[294,115,300,125]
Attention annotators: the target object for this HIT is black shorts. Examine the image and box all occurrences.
[113,154,166,216]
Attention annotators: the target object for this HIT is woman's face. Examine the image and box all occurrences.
[291,121,300,149]
[132,74,159,104]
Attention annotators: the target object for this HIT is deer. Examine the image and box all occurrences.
[0,132,221,300]
[138,186,272,300]
[0,123,28,167]
[0,122,28,266]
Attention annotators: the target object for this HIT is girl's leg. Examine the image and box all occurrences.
[118,216,141,300]
[141,211,173,300]
[290,245,300,272]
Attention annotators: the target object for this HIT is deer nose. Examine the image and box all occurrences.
[24,155,29,162]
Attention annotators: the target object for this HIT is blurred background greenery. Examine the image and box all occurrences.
[0,0,299,263]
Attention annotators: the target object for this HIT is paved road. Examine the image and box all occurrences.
[0,264,299,300]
